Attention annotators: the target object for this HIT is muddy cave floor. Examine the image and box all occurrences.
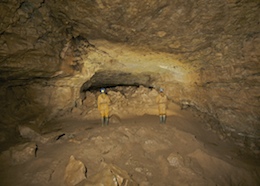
[0,108,260,186]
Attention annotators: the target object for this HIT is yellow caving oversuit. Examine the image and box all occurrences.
[97,88,110,126]
[156,89,167,123]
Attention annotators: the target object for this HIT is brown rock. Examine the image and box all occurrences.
[64,155,87,186]
[78,163,138,186]
[167,152,184,168]
[9,142,36,165]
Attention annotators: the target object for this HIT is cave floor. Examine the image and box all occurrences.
[0,109,259,186]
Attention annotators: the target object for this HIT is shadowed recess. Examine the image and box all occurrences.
[80,70,155,92]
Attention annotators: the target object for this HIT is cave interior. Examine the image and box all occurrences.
[0,0,259,185]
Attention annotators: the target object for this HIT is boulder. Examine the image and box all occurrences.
[78,163,138,186]
[64,155,87,186]
[18,125,41,141]
[8,142,37,165]
[18,125,65,144]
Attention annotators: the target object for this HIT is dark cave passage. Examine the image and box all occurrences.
[80,70,155,91]
[79,70,156,100]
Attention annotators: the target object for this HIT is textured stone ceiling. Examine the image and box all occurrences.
[0,0,259,140]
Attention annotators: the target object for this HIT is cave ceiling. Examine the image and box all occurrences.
[0,0,259,81]
[0,0,259,136]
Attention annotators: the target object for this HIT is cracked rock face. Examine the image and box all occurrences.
[0,0,259,139]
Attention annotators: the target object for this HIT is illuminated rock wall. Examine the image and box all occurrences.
[0,0,259,137]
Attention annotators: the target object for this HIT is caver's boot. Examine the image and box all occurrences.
[105,117,109,126]
[159,115,163,123]
[162,115,166,124]
[101,117,105,127]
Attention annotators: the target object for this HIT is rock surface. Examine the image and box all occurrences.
[64,155,86,186]
[0,142,36,165]
[78,163,138,186]
[0,0,259,165]
[0,114,259,185]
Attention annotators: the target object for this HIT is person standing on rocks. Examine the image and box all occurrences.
[156,88,168,123]
[97,88,110,126]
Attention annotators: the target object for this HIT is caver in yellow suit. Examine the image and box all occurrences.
[156,88,167,123]
[97,88,110,126]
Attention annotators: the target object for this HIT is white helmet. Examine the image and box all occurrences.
[159,88,164,92]
[100,88,105,93]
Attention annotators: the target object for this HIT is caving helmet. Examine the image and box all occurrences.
[100,88,105,93]
[159,88,164,92]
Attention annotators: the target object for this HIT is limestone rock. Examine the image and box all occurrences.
[188,149,258,186]
[72,107,83,115]
[18,125,51,144]
[109,114,122,124]
[6,142,37,165]
[64,155,87,186]
[78,163,138,186]
[0,0,259,151]
[18,125,41,141]
[83,92,96,107]
[167,152,184,168]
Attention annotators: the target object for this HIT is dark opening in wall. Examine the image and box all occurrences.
[79,70,155,101]
[80,70,154,91]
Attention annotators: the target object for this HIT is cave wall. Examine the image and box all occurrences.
[0,0,259,137]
